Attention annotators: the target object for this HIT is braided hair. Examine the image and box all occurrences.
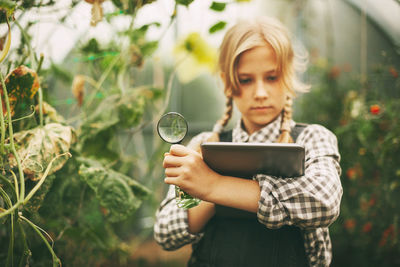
[277,95,294,143]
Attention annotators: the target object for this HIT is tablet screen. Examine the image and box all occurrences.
[201,142,305,178]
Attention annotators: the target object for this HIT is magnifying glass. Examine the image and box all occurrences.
[157,112,188,144]
[157,112,201,209]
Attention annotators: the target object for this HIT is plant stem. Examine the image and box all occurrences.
[37,54,44,126]
[0,173,17,201]
[0,185,12,207]
[17,221,32,267]
[36,53,44,73]
[0,72,25,202]
[10,105,35,123]
[0,71,7,155]
[10,170,19,201]
[0,186,15,267]
[20,215,61,267]
[14,20,37,69]
[38,87,44,126]
[0,201,20,219]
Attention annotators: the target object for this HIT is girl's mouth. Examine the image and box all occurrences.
[252,106,272,111]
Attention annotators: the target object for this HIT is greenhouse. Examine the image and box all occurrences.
[0,0,399,266]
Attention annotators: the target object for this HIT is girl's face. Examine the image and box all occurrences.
[233,44,286,135]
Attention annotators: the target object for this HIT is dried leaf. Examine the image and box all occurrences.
[71,75,85,106]
[8,123,76,181]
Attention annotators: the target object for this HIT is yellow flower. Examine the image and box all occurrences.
[173,32,217,83]
[315,57,328,69]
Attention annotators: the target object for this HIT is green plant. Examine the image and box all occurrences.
[0,0,245,265]
[295,60,400,266]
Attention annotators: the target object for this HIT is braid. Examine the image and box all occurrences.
[192,96,233,153]
[215,96,233,131]
[208,96,233,142]
[277,95,294,143]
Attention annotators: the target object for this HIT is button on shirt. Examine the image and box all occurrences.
[154,116,343,267]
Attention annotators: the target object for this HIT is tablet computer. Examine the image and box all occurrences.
[201,142,305,178]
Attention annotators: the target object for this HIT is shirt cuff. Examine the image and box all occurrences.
[254,174,287,228]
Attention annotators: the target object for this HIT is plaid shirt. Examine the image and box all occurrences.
[154,116,343,267]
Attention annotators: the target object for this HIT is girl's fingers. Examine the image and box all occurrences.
[169,144,190,156]
[165,167,180,177]
[164,176,178,186]
[163,154,182,168]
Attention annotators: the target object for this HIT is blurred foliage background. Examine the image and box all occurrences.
[0,0,399,266]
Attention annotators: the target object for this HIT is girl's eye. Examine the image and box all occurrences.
[239,78,252,85]
[266,76,278,81]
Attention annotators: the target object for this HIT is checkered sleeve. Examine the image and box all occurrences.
[153,185,203,250]
[153,132,212,250]
[255,124,343,229]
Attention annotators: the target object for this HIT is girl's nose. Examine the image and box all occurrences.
[254,80,268,99]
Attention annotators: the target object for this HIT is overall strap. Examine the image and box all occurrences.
[219,129,233,142]
[290,123,308,142]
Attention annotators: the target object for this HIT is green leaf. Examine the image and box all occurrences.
[9,123,76,181]
[0,0,17,9]
[209,21,227,34]
[141,41,159,57]
[210,2,226,12]
[78,158,150,222]
[175,0,194,7]
[0,0,17,23]
[81,38,102,54]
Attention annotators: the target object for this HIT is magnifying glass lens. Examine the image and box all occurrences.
[157,112,188,144]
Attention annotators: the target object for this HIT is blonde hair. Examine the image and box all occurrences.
[194,17,310,152]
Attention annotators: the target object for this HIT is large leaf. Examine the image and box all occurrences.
[78,157,150,222]
[0,65,40,116]
[8,123,76,181]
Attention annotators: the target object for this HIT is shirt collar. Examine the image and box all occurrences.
[232,115,294,143]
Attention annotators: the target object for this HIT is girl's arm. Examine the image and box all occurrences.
[163,145,262,213]
[255,124,343,229]
[153,185,204,250]
[187,201,215,233]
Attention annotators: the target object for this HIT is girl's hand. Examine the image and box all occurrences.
[163,144,220,201]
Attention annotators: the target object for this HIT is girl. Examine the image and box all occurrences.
[154,16,342,267]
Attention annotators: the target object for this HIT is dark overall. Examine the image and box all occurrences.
[188,124,309,267]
